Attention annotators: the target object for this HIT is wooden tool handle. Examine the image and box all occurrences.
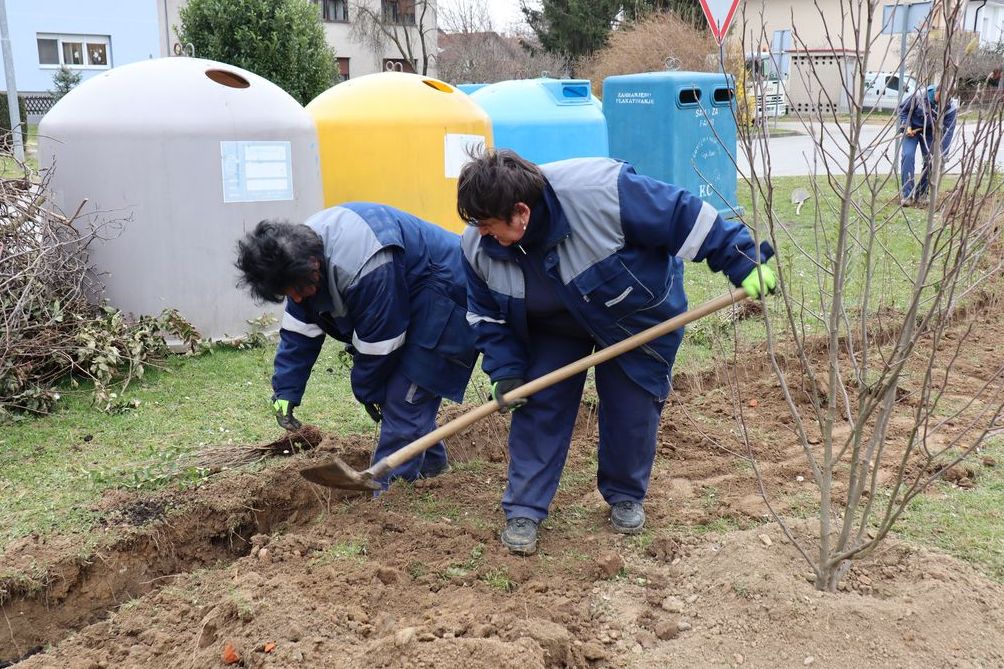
[377,288,749,472]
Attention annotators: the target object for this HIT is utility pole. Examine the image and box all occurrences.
[0,0,24,164]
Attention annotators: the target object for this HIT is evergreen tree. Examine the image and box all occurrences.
[521,0,706,64]
[178,0,336,105]
[50,65,82,102]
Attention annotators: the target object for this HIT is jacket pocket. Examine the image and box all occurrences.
[413,292,478,368]
[572,257,656,321]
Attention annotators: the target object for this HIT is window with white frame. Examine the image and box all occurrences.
[37,34,111,69]
[313,0,348,22]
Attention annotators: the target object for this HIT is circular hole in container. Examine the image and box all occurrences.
[206,69,250,88]
[422,79,454,93]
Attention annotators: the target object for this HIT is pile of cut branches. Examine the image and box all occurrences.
[0,148,183,418]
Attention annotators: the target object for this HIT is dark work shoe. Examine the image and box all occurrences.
[419,462,452,479]
[610,501,646,534]
[501,517,538,556]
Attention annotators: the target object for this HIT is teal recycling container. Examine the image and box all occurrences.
[471,78,609,164]
[603,72,738,217]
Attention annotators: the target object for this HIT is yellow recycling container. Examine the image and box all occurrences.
[307,72,493,233]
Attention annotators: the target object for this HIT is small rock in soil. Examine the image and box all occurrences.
[686,594,699,604]
[645,536,681,563]
[734,653,745,665]
[375,567,401,585]
[418,632,436,642]
[983,456,997,467]
[677,621,692,631]
[595,552,625,579]
[582,643,608,661]
[395,627,417,646]
[804,656,815,666]
[661,596,684,613]
[654,619,680,641]
[636,630,657,649]
[758,534,773,547]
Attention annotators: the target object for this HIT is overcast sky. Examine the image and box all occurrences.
[438,0,531,33]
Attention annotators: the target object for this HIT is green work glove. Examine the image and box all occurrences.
[741,265,777,299]
[362,401,382,423]
[273,398,302,431]
[492,378,527,414]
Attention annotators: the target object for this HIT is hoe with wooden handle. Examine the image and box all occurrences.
[300,287,750,491]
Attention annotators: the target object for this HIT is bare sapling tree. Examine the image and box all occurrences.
[351,0,436,75]
[728,0,1004,591]
[438,0,569,84]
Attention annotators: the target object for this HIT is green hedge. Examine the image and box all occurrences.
[0,95,28,154]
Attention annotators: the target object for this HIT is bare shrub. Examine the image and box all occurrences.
[0,141,190,418]
[580,11,717,95]
[729,0,1004,591]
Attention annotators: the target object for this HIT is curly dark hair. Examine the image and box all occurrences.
[235,220,324,303]
[456,148,546,225]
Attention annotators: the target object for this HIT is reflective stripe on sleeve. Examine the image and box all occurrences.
[467,311,506,326]
[677,201,718,261]
[281,312,324,338]
[351,330,406,355]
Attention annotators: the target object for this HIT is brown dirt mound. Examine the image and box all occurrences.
[5,292,1004,667]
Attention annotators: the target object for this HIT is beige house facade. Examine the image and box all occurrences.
[155,0,438,80]
[742,0,1000,72]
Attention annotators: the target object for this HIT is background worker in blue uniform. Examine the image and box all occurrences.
[898,84,957,206]
[235,203,477,488]
[458,149,777,555]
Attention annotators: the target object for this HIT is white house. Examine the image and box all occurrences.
[158,0,439,80]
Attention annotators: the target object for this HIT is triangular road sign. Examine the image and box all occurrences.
[699,0,742,44]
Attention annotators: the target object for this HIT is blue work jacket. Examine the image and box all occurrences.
[898,90,957,145]
[273,203,477,406]
[462,158,774,400]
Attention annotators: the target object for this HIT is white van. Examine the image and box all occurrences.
[863,72,918,111]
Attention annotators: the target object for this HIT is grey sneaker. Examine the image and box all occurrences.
[501,517,538,555]
[610,501,646,534]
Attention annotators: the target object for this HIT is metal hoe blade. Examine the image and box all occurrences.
[300,457,381,491]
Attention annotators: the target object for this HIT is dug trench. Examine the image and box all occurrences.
[4,298,1004,667]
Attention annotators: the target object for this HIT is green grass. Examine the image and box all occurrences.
[0,123,39,175]
[311,539,368,565]
[674,174,931,374]
[0,338,369,543]
[895,440,1004,582]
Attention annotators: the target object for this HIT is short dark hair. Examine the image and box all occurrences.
[235,220,323,303]
[457,148,546,225]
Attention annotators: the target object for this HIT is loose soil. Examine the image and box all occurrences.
[3,297,1003,668]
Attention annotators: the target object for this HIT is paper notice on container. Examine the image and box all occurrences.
[444,133,485,178]
[220,141,294,202]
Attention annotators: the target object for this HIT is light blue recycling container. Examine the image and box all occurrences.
[603,72,738,217]
[456,83,488,95]
[470,78,609,164]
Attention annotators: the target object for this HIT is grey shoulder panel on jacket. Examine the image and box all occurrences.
[541,158,626,283]
[306,207,386,294]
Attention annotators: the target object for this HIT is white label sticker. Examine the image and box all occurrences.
[444,133,486,178]
[221,140,294,202]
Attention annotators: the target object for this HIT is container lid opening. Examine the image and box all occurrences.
[423,80,454,93]
[712,88,735,105]
[678,88,701,105]
[206,69,250,88]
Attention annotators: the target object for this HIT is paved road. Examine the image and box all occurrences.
[736,120,1004,177]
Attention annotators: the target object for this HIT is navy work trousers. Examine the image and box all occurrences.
[502,330,665,521]
[372,368,448,487]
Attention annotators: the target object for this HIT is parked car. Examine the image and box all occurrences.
[863,71,918,111]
